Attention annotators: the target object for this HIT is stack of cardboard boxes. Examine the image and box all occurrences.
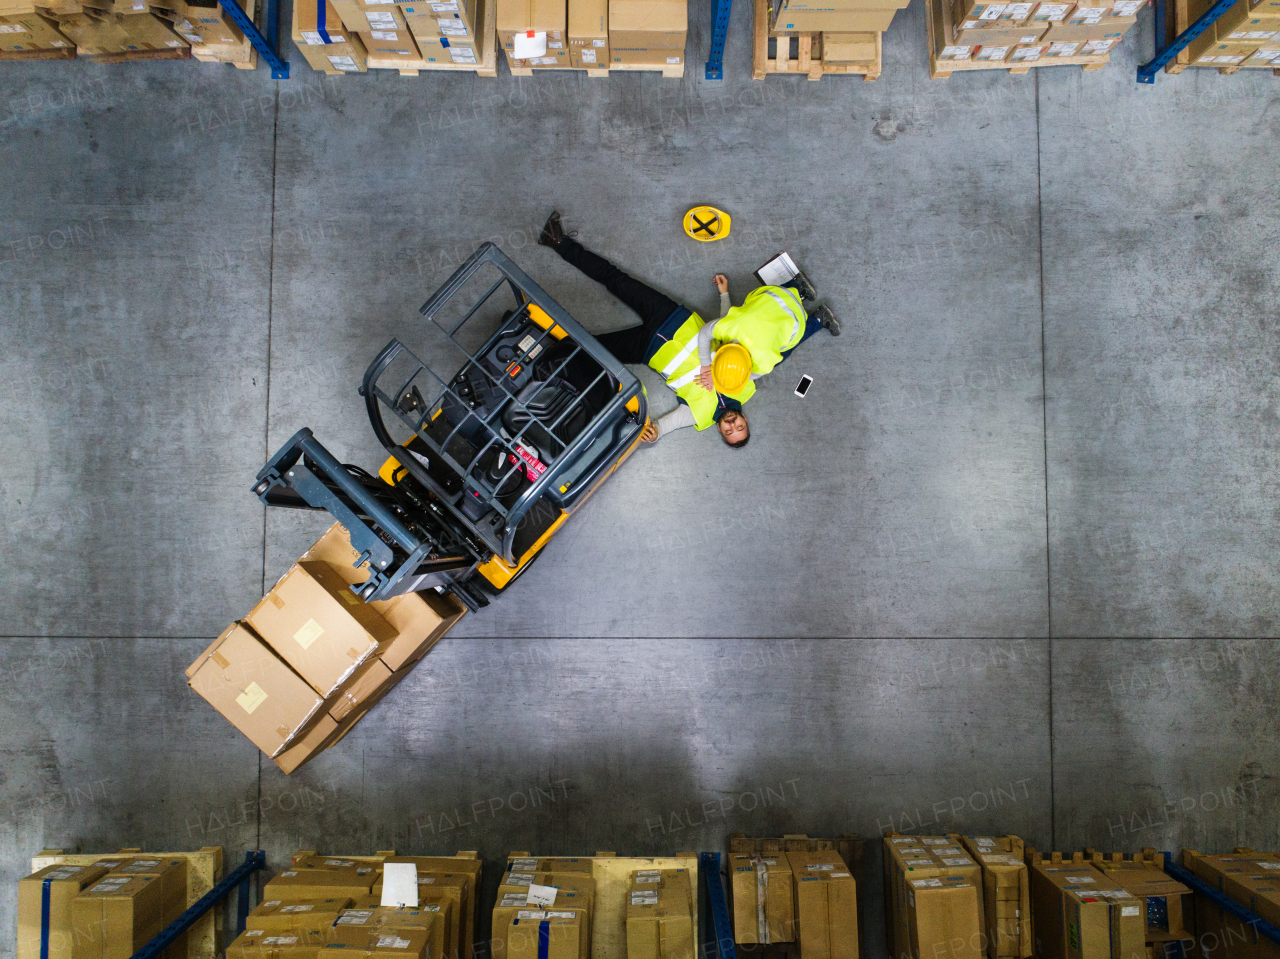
[1083,851,1192,956]
[222,854,482,959]
[1182,0,1280,66]
[626,868,695,959]
[1026,852,1146,959]
[490,857,598,959]
[186,523,465,774]
[959,837,1032,959]
[728,851,858,957]
[768,0,902,70]
[0,0,189,57]
[1184,849,1280,959]
[291,0,484,73]
[884,836,985,959]
[496,0,684,74]
[935,0,1140,67]
[18,858,189,959]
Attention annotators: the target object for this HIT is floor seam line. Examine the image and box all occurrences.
[261,83,281,598]
[1035,69,1051,640]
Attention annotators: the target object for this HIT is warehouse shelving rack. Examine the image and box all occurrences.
[1137,0,1236,82]
[217,0,289,77]
[701,852,739,959]
[132,850,266,959]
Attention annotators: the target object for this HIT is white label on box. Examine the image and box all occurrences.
[935,847,962,854]
[630,891,659,905]
[1256,863,1280,869]
[808,864,836,871]
[527,884,557,906]
[924,838,949,845]
[450,47,476,60]
[530,55,557,63]
[329,33,346,40]
[281,905,314,913]
[323,859,353,866]
[263,939,298,946]
[517,911,548,920]
[592,37,606,45]
[236,681,267,714]
[1066,876,1095,883]
[1003,3,1033,15]
[93,878,131,890]
[376,938,411,950]
[366,12,395,23]
[500,894,526,906]
[438,18,467,33]
[1072,8,1103,20]
[942,858,973,866]
[832,872,851,878]
[892,838,916,843]
[1048,41,1078,53]
[1112,0,1142,12]
[1020,33,1038,39]
[301,30,324,43]
[0,23,27,31]
[911,878,944,888]
[511,859,538,870]
[547,40,562,47]
[977,45,1009,57]
[263,902,282,908]
[328,54,359,69]
[381,863,419,908]
[337,912,374,925]
[431,1,460,8]
[1094,891,1131,898]
[371,30,398,38]
[506,873,534,886]
[979,4,1005,16]
[292,618,323,648]
[47,867,81,879]
[126,860,160,869]
[512,30,545,56]
[666,55,681,62]
[898,849,926,855]
[1254,49,1280,60]
[246,931,265,937]
[1082,38,1114,51]
[941,44,972,56]
[581,48,596,61]
[1121,906,1140,917]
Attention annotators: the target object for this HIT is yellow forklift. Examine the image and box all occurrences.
[252,243,648,611]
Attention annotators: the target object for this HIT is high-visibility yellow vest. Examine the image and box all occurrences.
[648,313,755,430]
[712,285,806,375]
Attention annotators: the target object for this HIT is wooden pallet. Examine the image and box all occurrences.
[366,0,496,76]
[83,44,189,61]
[752,0,881,78]
[188,0,257,69]
[727,834,867,958]
[925,0,1110,76]
[0,44,76,58]
[503,49,684,77]
[1163,0,1280,75]
[33,847,224,959]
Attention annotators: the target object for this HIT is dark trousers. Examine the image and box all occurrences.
[553,238,681,364]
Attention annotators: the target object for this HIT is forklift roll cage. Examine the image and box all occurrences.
[253,243,647,609]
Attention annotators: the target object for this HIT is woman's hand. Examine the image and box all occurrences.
[698,366,715,390]
[713,274,729,294]
[640,422,659,443]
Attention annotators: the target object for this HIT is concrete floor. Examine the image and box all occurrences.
[1,2,1278,956]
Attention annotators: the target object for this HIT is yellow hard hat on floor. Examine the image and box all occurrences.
[683,205,731,242]
[712,343,752,393]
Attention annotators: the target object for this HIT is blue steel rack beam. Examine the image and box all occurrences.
[701,852,738,959]
[218,0,290,78]
[705,0,732,78]
[1162,852,1280,948]
[1136,0,1236,82]
[130,851,267,959]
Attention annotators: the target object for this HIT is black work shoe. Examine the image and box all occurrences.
[539,210,572,248]
[814,304,840,336]
[791,269,818,301]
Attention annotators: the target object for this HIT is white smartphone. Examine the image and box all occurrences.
[795,375,813,398]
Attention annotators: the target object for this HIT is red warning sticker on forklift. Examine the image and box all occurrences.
[510,444,546,478]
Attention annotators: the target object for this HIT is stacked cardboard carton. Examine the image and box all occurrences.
[18,858,189,959]
[1181,0,1280,66]
[1,0,188,58]
[932,0,1139,68]
[727,851,857,957]
[884,836,984,959]
[1025,852,1144,959]
[626,868,695,959]
[959,837,1032,959]
[497,0,683,73]
[491,857,598,959]
[1183,849,1280,959]
[186,523,465,774]
[767,0,897,73]
[1082,850,1192,956]
[228,854,482,959]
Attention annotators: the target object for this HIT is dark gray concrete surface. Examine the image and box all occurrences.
[2,3,1279,957]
